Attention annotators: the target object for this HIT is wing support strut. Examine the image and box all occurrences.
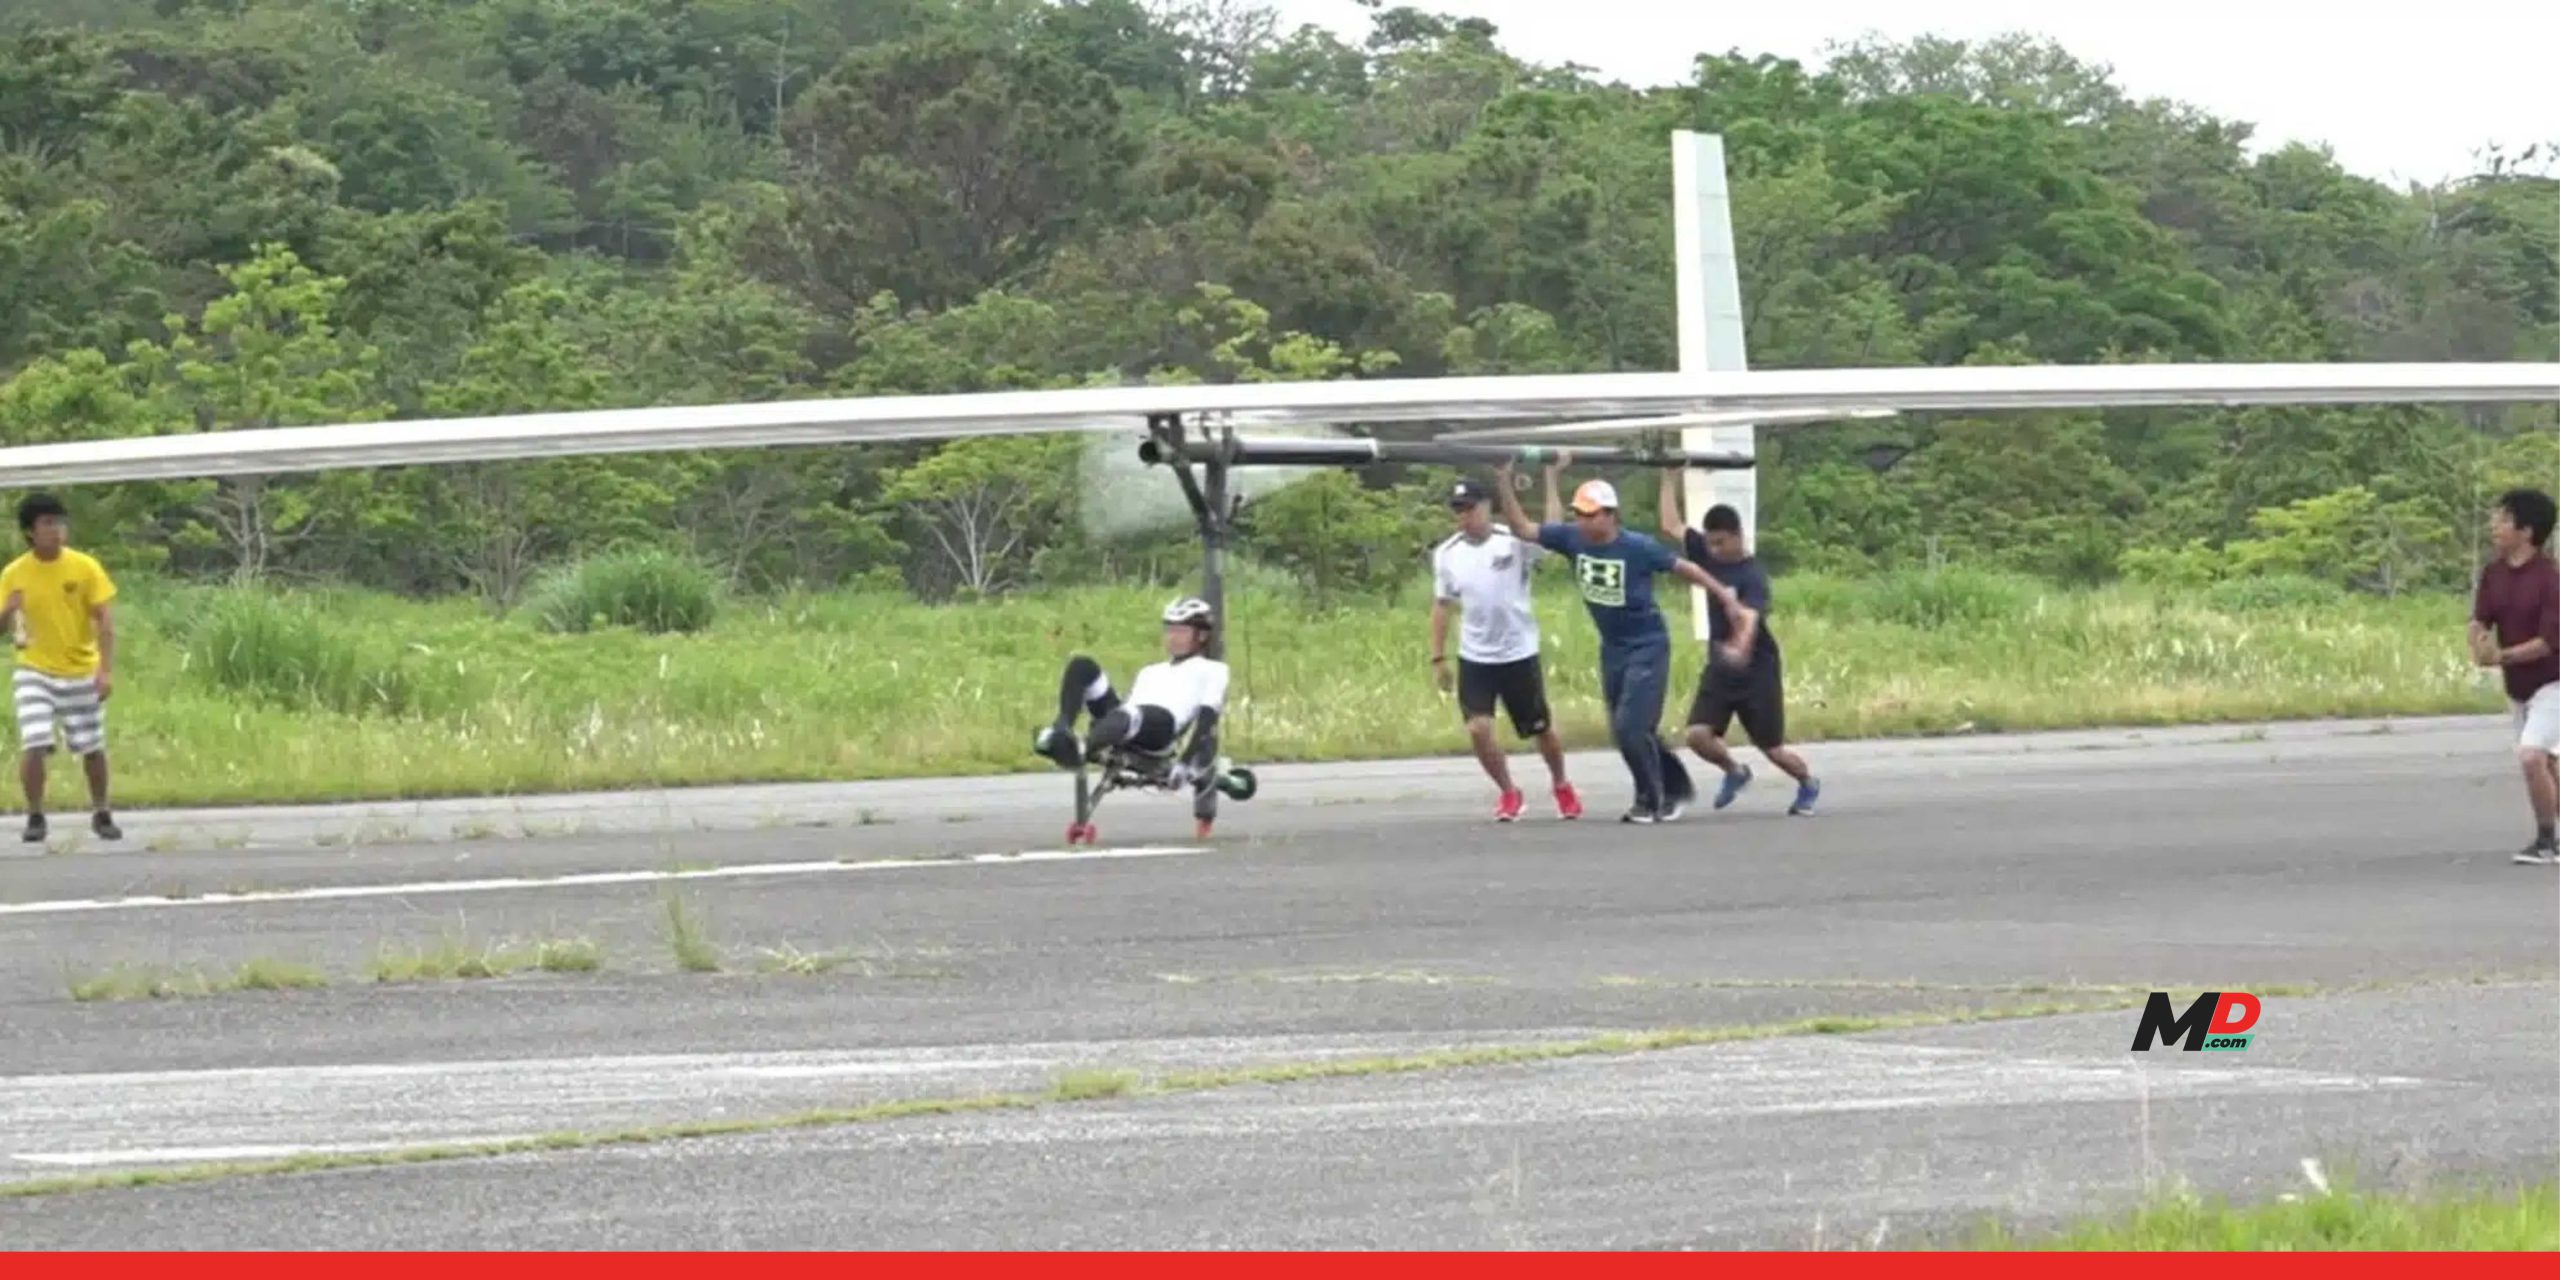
[1146,412,1240,663]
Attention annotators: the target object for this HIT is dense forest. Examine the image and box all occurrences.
[1,0,2553,608]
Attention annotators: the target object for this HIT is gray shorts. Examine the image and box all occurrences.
[14,668,105,756]
[2513,684,2560,755]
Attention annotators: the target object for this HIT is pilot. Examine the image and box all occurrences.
[1035,596,1233,833]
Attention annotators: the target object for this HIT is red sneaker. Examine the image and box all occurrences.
[1494,790,1525,823]
[1553,783,1584,820]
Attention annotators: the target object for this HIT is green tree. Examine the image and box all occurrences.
[0,3,2549,605]
[881,435,1079,599]
[1238,467,1442,605]
[760,27,1136,315]
[152,241,391,580]
[396,280,688,607]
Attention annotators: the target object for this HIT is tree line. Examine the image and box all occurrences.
[1,0,2552,608]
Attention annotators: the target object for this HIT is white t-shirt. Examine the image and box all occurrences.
[1433,529,1545,665]
[1128,655,1230,733]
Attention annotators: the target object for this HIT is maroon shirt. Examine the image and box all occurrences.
[2473,552,2560,702]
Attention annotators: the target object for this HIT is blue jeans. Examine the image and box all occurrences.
[1600,640,1692,813]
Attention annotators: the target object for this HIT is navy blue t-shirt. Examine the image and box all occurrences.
[1538,522,1680,650]
[1683,530,1781,684]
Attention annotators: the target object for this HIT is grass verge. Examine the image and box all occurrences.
[1974,1179,2560,1250]
[0,999,2133,1201]
[100,571,2494,807]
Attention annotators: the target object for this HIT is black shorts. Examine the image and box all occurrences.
[1101,704,1180,756]
[1686,655,1784,749]
[1458,655,1551,738]
[1128,705,1180,753]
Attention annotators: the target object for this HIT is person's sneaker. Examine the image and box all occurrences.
[91,811,121,842]
[1620,806,1658,825]
[1714,765,1753,811]
[1032,725,1081,768]
[20,813,44,843]
[2513,840,2558,866]
[1789,779,1822,817]
[1553,782,1584,821]
[1494,789,1525,823]
[1657,793,1688,823]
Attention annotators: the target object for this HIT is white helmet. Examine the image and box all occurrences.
[1161,596,1215,629]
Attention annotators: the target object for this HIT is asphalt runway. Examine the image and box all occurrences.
[1,715,2554,1249]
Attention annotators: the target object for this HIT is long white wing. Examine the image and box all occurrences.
[1431,407,1901,441]
[0,362,2550,486]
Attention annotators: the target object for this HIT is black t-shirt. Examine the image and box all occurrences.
[1682,531,1780,683]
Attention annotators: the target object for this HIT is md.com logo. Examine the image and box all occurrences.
[2129,991,2262,1052]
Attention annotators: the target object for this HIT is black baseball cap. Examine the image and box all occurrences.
[1446,479,1491,509]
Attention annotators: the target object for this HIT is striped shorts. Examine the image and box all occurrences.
[14,668,105,756]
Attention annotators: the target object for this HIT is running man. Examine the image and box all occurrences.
[1493,456,1754,824]
[1658,471,1821,816]
[1035,596,1235,837]
[0,494,121,843]
[2469,488,2560,865]
[1430,478,1581,822]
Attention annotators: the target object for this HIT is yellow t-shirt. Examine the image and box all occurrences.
[3,549,118,678]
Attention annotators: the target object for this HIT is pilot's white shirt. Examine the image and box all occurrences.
[1128,655,1230,733]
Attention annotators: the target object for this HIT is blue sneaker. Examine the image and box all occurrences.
[1789,778,1821,816]
[1713,765,1753,811]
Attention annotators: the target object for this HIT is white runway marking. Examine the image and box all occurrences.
[1,1035,2435,1181]
[14,1139,536,1168]
[0,845,1211,917]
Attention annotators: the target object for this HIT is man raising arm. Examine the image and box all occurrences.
[1492,459,1757,652]
[1659,471,1820,816]
[1491,457,1752,823]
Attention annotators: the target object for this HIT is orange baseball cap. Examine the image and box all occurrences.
[1570,479,1619,515]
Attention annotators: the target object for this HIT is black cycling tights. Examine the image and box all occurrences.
[1055,655,1175,753]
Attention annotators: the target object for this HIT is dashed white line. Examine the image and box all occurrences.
[0,845,1211,917]
[13,1139,538,1168]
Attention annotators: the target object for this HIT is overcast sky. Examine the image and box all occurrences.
[1264,0,2559,187]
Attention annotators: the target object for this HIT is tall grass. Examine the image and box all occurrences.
[177,590,461,717]
[1852,567,2038,630]
[662,892,721,973]
[87,565,2497,807]
[523,549,721,635]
